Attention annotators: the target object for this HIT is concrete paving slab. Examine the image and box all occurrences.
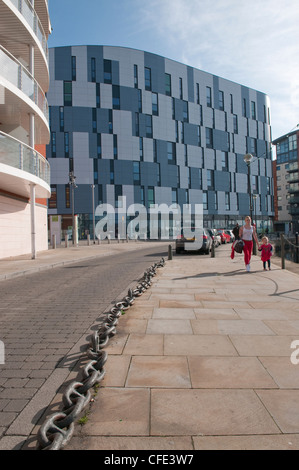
[151,389,280,436]
[188,356,277,388]
[193,434,299,450]
[122,334,164,356]
[80,388,150,436]
[257,390,299,433]
[125,356,191,388]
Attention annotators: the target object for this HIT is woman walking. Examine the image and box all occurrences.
[239,216,259,272]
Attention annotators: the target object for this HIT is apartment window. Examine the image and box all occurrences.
[225,192,230,210]
[251,101,256,120]
[167,142,176,165]
[135,113,139,136]
[115,185,122,208]
[196,83,200,104]
[71,56,76,81]
[184,144,188,165]
[138,89,142,113]
[91,57,96,82]
[108,110,113,134]
[145,67,152,91]
[219,90,224,110]
[214,192,218,211]
[206,128,213,148]
[179,78,183,99]
[141,186,145,206]
[230,94,233,113]
[207,169,214,189]
[49,185,57,209]
[145,114,152,138]
[165,73,171,96]
[110,160,114,184]
[198,168,202,189]
[96,83,101,108]
[139,137,143,161]
[97,134,102,158]
[104,59,112,84]
[183,101,189,122]
[134,64,138,88]
[172,188,178,204]
[152,93,158,115]
[112,85,120,110]
[206,86,212,107]
[64,81,72,106]
[242,98,247,117]
[203,191,208,210]
[51,132,56,157]
[59,106,64,131]
[233,114,238,134]
[153,139,158,162]
[133,161,140,185]
[64,132,69,157]
[148,187,155,208]
[221,151,228,170]
[113,135,118,159]
[197,126,201,146]
[92,108,97,133]
[93,159,98,184]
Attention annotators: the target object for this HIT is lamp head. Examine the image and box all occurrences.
[244,153,253,164]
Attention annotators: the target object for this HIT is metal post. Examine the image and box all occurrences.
[91,184,95,244]
[69,172,77,245]
[280,233,285,269]
[296,232,299,264]
[168,244,172,260]
[211,240,215,258]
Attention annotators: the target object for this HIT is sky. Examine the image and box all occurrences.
[48,0,299,142]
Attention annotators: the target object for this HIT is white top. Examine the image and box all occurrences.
[242,225,253,241]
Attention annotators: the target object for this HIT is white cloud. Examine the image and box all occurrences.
[133,0,299,139]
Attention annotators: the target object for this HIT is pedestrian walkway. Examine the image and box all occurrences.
[61,246,299,451]
[0,240,165,281]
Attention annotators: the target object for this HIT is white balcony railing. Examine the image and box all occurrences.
[0,131,50,187]
[9,0,48,59]
[0,46,49,122]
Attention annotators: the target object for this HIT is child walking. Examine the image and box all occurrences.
[259,236,273,271]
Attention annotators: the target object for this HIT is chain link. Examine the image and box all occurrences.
[36,257,165,450]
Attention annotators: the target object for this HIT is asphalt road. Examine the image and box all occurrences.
[0,244,167,449]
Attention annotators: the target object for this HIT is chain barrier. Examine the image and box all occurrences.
[36,257,165,450]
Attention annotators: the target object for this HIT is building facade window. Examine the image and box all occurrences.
[64,81,72,106]
[165,73,171,96]
[104,59,112,84]
[145,67,152,91]
[206,87,212,107]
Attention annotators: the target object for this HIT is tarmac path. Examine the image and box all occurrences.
[0,243,168,450]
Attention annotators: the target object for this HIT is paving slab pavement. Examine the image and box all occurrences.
[59,246,299,451]
[1,241,299,451]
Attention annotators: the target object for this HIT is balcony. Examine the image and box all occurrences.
[0,0,49,90]
[0,46,49,143]
[0,131,50,198]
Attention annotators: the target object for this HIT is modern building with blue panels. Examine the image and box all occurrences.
[46,45,274,239]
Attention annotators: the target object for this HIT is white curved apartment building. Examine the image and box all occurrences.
[0,0,51,258]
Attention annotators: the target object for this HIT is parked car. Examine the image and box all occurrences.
[217,229,231,244]
[225,230,235,243]
[176,228,213,254]
[207,228,221,247]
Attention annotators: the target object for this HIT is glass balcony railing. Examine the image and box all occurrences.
[0,46,49,122]
[9,0,48,59]
[0,131,50,187]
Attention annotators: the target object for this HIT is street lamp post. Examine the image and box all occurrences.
[243,153,256,255]
[69,171,77,245]
[91,184,95,244]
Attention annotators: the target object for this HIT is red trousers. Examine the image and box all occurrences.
[243,240,253,265]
